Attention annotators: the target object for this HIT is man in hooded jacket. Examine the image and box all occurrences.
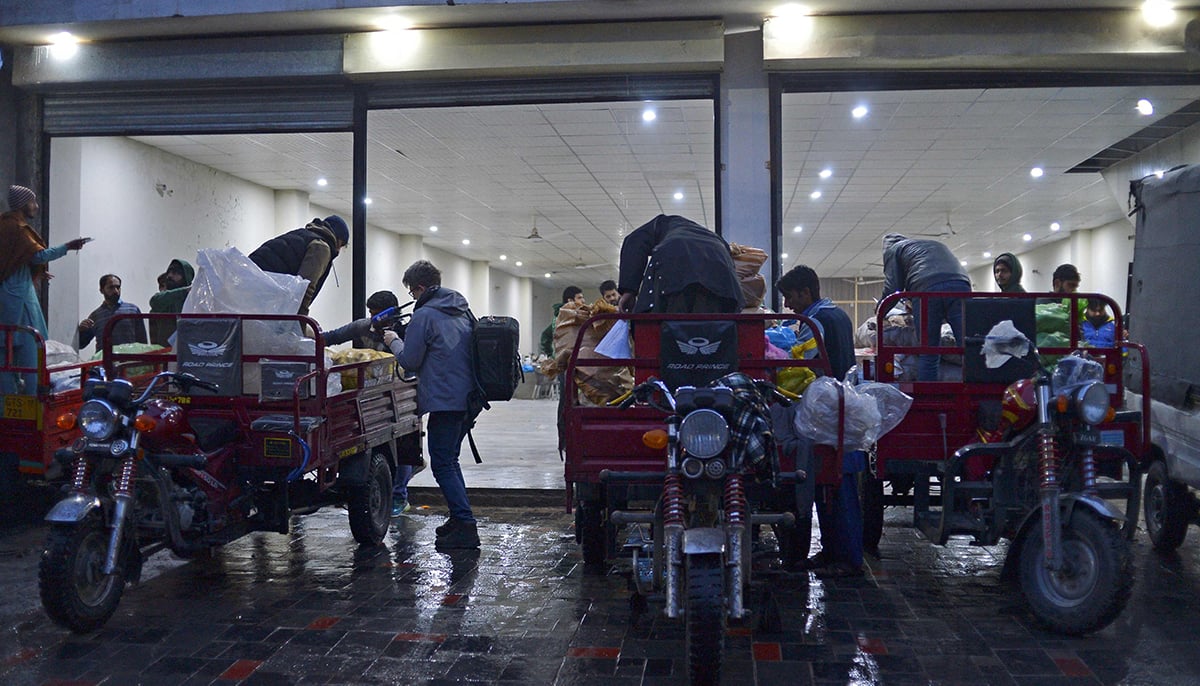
[881,233,971,381]
[148,258,195,346]
[249,215,349,316]
[383,260,480,549]
[992,252,1026,293]
[617,215,743,314]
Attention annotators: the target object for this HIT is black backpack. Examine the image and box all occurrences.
[463,312,523,462]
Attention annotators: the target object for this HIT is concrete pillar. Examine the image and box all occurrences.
[517,276,534,357]
[1070,230,1094,288]
[719,29,771,283]
[469,260,491,313]
[273,189,310,235]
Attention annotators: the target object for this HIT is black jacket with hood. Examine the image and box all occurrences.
[881,233,970,300]
[992,252,1026,293]
[618,214,743,313]
[249,219,342,315]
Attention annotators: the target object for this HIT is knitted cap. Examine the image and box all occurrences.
[7,185,36,211]
[324,215,349,245]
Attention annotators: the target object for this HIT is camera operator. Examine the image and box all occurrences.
[324,290,407,351]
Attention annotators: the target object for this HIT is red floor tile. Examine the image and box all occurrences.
[567,646,621,659]
[753,642,782,661]
[856,636,888,655]
[218,659,262,681]
[1054,657,1093,678]
[306,616,341,630]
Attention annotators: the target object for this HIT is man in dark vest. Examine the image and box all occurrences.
[249,215,349,315]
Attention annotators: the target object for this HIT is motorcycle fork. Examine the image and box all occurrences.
[724,473,747,619]
[103,453,138,576]
[1035,380,1063,572]
[663,471,685,619]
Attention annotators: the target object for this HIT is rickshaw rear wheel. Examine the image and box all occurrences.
[861,475,885,554]
[1017,508,1132,635]
[347,452,393,545]
[685,553,725,686]
[576,500,605,569]
[1144,460,1191,552]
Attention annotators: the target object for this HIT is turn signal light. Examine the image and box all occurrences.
[642,429,669,450]
[134,415,157,432]
[1056,395,1070,414]
[1106,407,1116,423]
[884,361,894,374]
[56,412,76,430]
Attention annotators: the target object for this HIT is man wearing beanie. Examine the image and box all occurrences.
[0,185,91,394]
[249,215,349,316]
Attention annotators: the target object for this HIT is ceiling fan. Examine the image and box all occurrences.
[524,214,567,241]
[915,212,957,238]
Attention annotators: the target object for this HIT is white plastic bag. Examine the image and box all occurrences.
[856,382,914,438]
[183,247,310,355]
[594,319,631,359]
[795,377,881,451]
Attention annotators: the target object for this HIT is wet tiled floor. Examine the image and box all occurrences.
[5,500,1200,686]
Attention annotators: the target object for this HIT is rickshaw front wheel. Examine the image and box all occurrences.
[1017,509,1132,635]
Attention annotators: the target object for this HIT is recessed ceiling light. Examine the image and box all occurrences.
[1154,169,1165,178]
[429,225,438,232]
[819,168,832,179]
[462,239,470,245]
[1029,167,1044,178]
[810,191,822,200]
[851,105,868,119]
[1137,99,1155,116]
[515,261,523,267]
[793,225,803,233]
[1022,233,1033,242]
[316,177,328,187]
[48,31,79,60]
[363,197,373,205]
[983,251,992,258]
[642,109,657,122]
[376,15,414,32]
[499,254,507,261]
[1050,222,1061,231]
[544,273,552,278]
[960,260,968,267]
[673,192,684,200]
[1142,0,1176,28]
[781,252,789,259]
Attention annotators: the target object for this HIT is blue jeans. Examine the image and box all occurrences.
[392,464,413,501]
[814,451,865,568]
[917,280,970,381]
[427,411,474,523]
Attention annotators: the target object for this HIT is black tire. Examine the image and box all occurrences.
[685,553,725,686]
[576,500,605,569]
[861,474,885,554]
[347,452,392,545]
[1017,509,1133,635]
[1144,460,1191,552]
[39,517,125,633]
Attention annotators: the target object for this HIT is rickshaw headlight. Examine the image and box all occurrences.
[1074,382,1110,426]
[77,399,118,441]
[679,409,729,459]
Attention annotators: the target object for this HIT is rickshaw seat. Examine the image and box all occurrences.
[250,415,323,434]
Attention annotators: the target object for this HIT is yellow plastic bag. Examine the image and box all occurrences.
[329,348,396,390]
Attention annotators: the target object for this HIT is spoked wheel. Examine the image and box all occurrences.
[575,501,606,570]
[348,451,393,545]
[1144,460,1191,552]
[685,553,725,686]
[39,516,125,633]
[1017,509,1132,635]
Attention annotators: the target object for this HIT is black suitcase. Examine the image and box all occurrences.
[473,315,522,402]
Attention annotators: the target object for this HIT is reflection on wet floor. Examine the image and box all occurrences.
[4,500,1200,685]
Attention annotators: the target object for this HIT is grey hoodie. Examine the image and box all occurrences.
[387,285,474,414]
[881,233,969,299]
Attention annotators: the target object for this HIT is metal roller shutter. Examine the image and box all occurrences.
[367,73,718,109]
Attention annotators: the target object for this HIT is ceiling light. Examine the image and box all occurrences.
[851,105,869,119]
[376,15,414,31]
[766,4,814,43]
[781,252,789,259]
[1022,233,1033,242]
[983,251,992,258]
[819,168,832,179]
[363,197,373,205]
[1137,99,1155,116]
[673,191,684,200]
[642,109,657,122]
[316,177,328,187]
[429,225,438,232]
[48,31,79,60]
[499,254,507,261]
[1142,0,1176,28]
[515,261,523,267]
[544,273,552,278]
[810,191,822,200]
[1029,167,1044,178]
[1050,222,1061,231]
[793,225,803,233]
[1154,169,1165,178]
[960,260,968,267]
[462,239,470,245]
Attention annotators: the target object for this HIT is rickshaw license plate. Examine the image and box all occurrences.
[1,395,39,421]
[1075,429,1101,446]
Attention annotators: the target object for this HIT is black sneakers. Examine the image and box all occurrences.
[435,518,480,549]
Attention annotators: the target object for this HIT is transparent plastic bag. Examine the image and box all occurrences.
[855,382,914,438]
[794,377,881,451]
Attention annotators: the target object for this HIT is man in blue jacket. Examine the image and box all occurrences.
[383,260,479,549]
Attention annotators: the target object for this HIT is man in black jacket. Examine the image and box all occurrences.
[249,215,349,316]
[617,215,743,314]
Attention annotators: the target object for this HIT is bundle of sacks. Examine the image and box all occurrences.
[730,243,768,312]
[545,297,633,405]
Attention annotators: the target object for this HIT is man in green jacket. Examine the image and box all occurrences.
[148,258,195,346]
